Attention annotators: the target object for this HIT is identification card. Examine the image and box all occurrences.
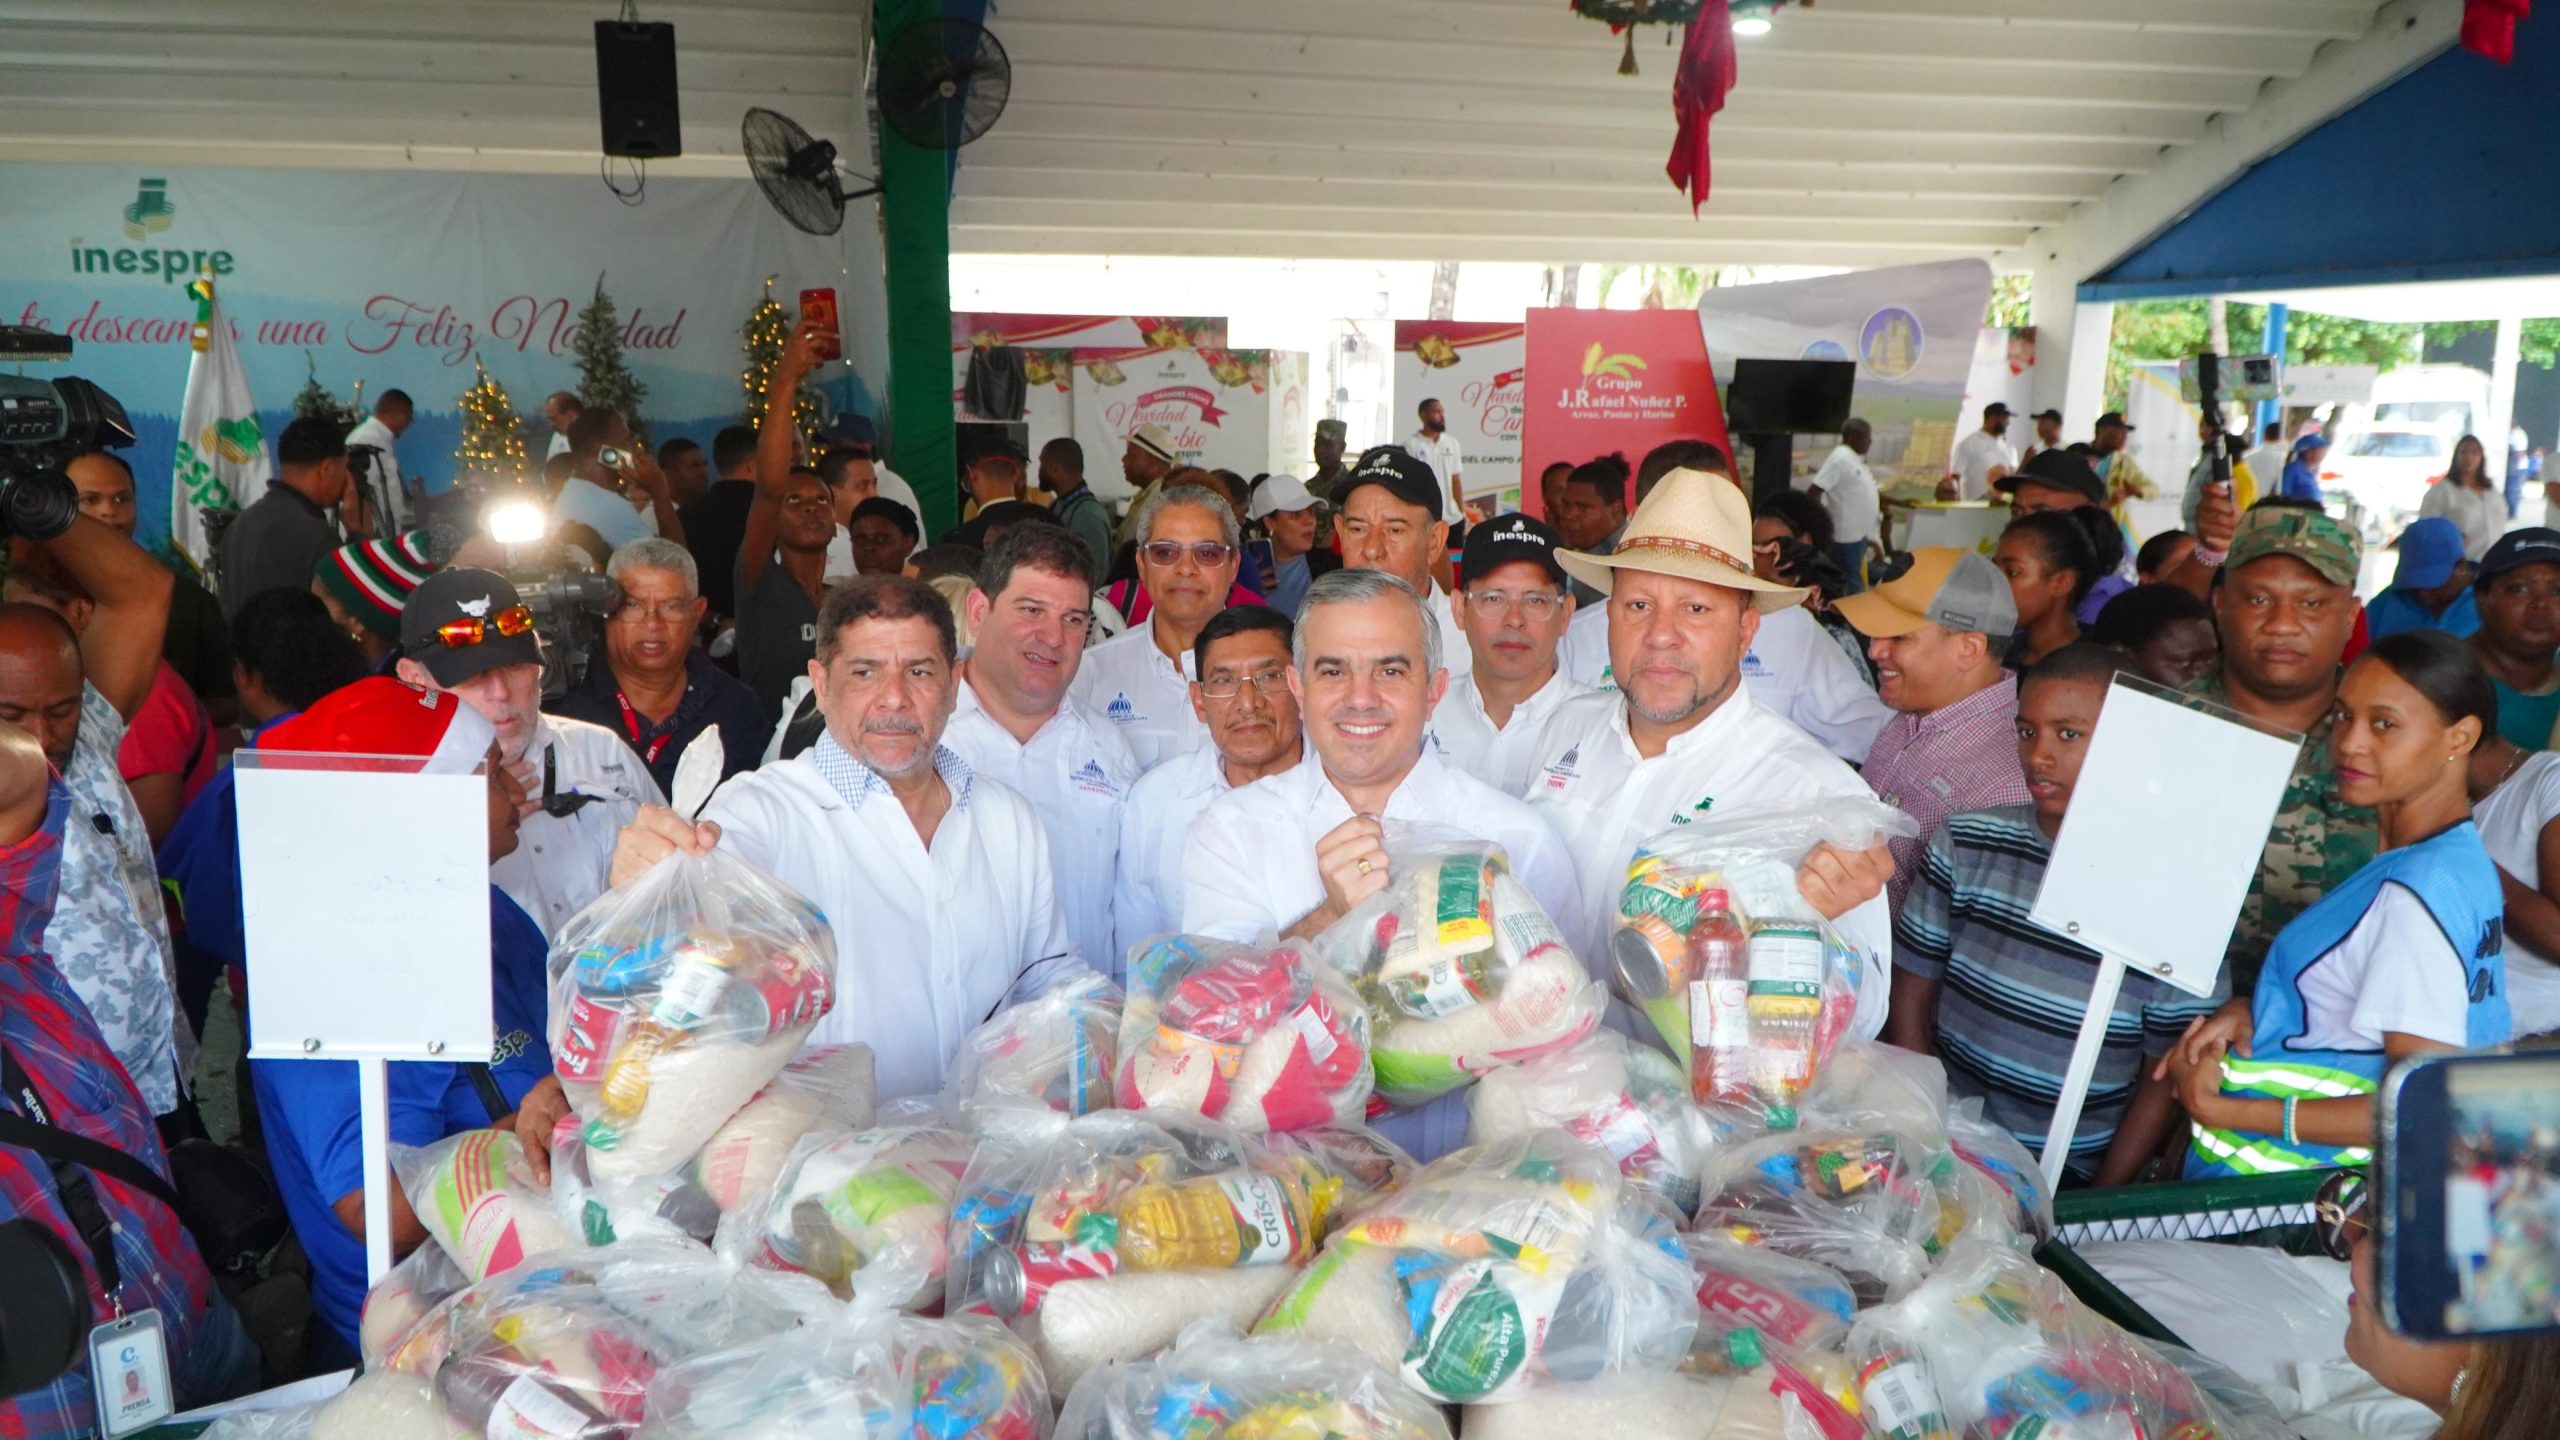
[90,1308,173,1438]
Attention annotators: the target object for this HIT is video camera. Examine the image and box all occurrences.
[0,335,133,543]
[468,480,616,700]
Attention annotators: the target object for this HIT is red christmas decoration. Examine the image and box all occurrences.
[2462,0,2531,62]
[1665,0,1739,213]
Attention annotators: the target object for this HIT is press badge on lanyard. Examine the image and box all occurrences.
[91,1306,173,1436]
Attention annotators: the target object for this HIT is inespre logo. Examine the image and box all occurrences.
[70,178,237,284]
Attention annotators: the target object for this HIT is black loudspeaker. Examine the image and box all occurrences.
[595,20,682,159]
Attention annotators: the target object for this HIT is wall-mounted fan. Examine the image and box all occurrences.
[875,17,1011,151]
[741,106,879,237]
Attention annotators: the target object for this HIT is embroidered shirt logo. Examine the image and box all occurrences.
[1072,758,1120,796]
[1106,693,1138,723]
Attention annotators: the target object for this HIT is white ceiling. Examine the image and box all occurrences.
[955,0,2405,265]
[0,0,2413,272]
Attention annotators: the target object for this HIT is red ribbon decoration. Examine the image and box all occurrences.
[1666,0,1740,214]
[2461,0,2530,63]
[1135,385,1228,425]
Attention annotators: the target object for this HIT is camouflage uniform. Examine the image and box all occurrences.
[2183,503,2377,997]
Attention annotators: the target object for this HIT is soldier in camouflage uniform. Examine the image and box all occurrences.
[2181,504,2379,996]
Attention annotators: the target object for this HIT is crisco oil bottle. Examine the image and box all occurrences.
[1687,888,1751,1106]
[1745,920,1827,1125]
[1113,1171,1314,1270]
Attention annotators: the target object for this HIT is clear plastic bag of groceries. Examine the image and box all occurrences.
[942,1111,1392,1394]
[736,1122,976,1309]
[644,1307,1050,1440]
[359,1239,469,1371]
[1608,798,1915,1126]
[1257,1133,1698,1404]
[390,1129,580,1284]
[1465,1029,1723,1216]
[1117,933,1372,1133]
[946,972,1122,1121]
[1945,1098,2055,1248]
[1693,1123,1960,1308]
[1845,1239,2269,1440]
[685,1044,877,1212]
[549,847,838,1181]
[1312,842,1604,1109]
[1055,1320,1450,1440]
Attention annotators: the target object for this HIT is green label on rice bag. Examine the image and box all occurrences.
[824,1166,940,1230]
[1370,1048,1466,1103]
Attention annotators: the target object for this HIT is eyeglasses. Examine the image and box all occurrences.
[1198,670,1290,700]
[435,604,536,648]
[2314,1168,2369,1261]
[1142,540,1236,569]
[1467,589,1564,619]
[613,599,694,625]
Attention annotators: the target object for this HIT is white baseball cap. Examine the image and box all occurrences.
[1246,473,1327,521]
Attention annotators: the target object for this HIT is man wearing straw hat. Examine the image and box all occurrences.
[1524,469,1900,1035]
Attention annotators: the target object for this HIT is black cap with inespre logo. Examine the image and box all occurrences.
[1460,512,1569,588]
[1336,445,1444,522]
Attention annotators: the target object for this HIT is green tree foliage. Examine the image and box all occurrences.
[2422,319,2560,369]
[1987,274,2032,329]
[574,274,649,443]
[2104,299,2423,412]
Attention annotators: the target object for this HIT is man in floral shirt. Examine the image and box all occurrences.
[0,486,188,1123]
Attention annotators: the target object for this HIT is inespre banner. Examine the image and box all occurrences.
[1071,346,1309,488]
[1522,308,1732,511]
[1393,321,1525,516]
[0,163,887,548]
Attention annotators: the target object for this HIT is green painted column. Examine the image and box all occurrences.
[874,0,957,539]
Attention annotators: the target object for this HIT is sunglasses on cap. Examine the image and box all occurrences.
[2314,1168,2369,1261]
[435,604,536,649]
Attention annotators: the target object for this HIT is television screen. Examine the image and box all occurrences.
[1724,358,1857,436]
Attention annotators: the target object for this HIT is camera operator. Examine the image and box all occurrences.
[219,416,369,621]
[393,569,662,938]
[343,389,415,530]
[0,723,256,1436]
[551,409,684,554]
[64,448,237,729]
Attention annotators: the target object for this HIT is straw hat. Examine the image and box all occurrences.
[1554,467,1809,613]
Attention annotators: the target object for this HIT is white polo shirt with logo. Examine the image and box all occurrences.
[1555,601,1888,766]
[1070,624,1208,771]
[942,679,1139,974]
[1427,669,1595,796]
[1521,682,1893,1042]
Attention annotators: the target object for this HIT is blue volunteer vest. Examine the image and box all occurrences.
[2190,821,2510,1177]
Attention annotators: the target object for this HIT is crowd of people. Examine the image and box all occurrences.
[2,309,2554,1434]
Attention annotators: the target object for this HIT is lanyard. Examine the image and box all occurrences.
[0,1041,123,1303]
[614,690,674,766]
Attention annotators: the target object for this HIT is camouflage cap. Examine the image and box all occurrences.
[2224,504,2360,587]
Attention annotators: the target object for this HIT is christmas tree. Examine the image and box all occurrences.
[740,277,822,440]
[454,361,530,481]
[573,273,648,442]
[290,351,366,427]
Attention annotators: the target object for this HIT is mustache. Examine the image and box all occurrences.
[862,717,924,737]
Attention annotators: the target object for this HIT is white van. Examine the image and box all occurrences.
[2320,364,2495,541]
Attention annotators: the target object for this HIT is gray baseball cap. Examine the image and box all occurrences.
[1835,547,2019,638]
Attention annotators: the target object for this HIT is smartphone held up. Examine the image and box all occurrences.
[799,286,842,362]
[2379,1048,2560,1341]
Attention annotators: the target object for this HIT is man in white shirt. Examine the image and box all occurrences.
[1182,567,1578,1159]
[1525,468,1898,1038]
[2243,421,2286,506]
[1073,481,1241,768]
[1429,513,1591,793]
[608,575,1088,1100]
[2020,408,2066,466]
[1338,445,1472,680]
[816,438,923,585]
[553,407,685,551]
[542,391,581,461]
[942,526,1137,972]
[1112,606,1304,962]
[394,569,662,936]
[1801,417,1880,589]
[1946,402,2017,501]
[343,388,415,528]
[1406,398,1470,523]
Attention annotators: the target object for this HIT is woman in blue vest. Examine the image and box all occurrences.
[2165,629,2513,1176]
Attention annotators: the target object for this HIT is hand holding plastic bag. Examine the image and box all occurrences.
[1117,935,1373,1133]
[550,847,837,1180]
[1313,843,1603,1108]
[1609,799,1914,1122]
[391,1129,579,1284]
[1055,1321,1449,1440]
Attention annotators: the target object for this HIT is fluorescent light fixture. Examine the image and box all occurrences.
[1733,0,1777,34]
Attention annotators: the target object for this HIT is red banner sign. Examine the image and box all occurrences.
[1522,308,1731,511]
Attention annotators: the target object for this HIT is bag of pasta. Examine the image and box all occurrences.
[1609,799,1913,1126]
[1055,1321,1447,1440]
[1314,843,1603,1109]
[550,848,838,1181]
[1118,934,1371,1133]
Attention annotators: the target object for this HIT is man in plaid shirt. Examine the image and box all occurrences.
[1838,546,2034,909]
[0,724,254,1437]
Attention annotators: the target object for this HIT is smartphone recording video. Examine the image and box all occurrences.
[2380,1049,2560,1339]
